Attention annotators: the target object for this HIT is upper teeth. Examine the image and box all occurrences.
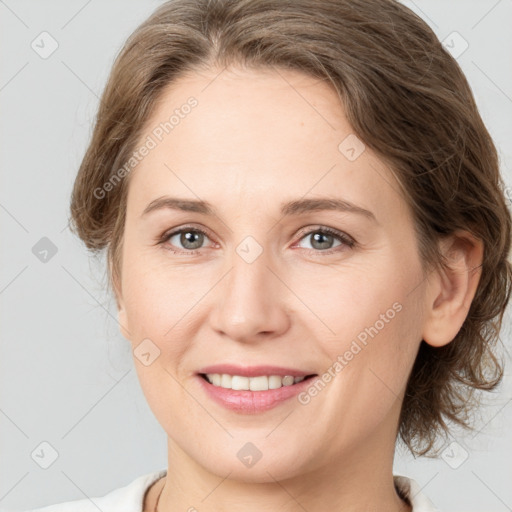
[205,374,306,391]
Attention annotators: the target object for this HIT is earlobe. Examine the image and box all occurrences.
[109,258,130,341]
[422,231,483,348]
[118,304,130,341]
[116,289,131,341]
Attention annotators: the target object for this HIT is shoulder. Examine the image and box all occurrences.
[21,469,167,512]
[393,474,442,512]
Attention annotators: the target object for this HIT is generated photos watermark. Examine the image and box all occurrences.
[298,301,403,405]
[93,96,198,200]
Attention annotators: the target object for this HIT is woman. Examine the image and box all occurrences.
[27,0,511,510]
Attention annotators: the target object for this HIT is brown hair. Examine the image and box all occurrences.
[69,0,512,457]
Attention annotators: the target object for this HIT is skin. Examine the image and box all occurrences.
[113,66,483,512]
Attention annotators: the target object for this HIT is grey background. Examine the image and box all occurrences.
[1,1,511,511]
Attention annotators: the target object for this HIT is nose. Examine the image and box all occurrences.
[208,244,291,344]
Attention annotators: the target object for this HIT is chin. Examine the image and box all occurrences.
[197,446,309,483]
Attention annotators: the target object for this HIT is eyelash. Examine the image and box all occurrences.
[157,224,356,256]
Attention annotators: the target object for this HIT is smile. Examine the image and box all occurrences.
[200,373,316,391]
[197,372,319,414]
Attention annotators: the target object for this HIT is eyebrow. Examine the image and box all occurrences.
[141,196,377,222]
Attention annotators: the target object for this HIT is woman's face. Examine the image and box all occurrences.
[117,66,427,481]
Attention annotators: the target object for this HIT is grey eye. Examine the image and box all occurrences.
[168,229,209,250]
[298,231,343,251]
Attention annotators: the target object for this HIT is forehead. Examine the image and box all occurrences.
[127,66,406,225]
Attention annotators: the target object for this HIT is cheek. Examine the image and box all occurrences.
[121,257,194,424]
[310,298,421,449]
[120,252,204,378]
[121,252,185,337]
[307,257,409,342]
[313,254,423,409]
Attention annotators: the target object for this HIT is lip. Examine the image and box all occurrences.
[197,364,314,378]
[196,371,319,414]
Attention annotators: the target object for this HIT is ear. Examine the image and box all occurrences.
[109,255,130,341]
[422,230,484,347]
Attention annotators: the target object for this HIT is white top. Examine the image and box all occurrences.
[18,470,440,512]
